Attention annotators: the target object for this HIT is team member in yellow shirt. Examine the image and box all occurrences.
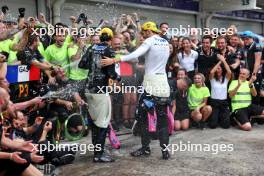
[188,73,212,129]
[44,25,71,85]
[229,68,264,131]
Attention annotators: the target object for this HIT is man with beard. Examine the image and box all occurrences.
[215,36,241,78]
[44,23,70,85]
[196,35,218,80]
[228,34,243,78]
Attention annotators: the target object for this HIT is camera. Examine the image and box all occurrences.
[76,13,87,25]
[1,5,9,14]
[18,8,25,18]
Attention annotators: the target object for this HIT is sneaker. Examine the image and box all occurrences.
[60,153,75,164]
[161,150,170,160]
[93,153,115,163]
[130,147,151,157]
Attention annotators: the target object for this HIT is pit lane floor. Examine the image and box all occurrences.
[57,125,264,176]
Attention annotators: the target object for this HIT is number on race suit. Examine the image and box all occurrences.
[18,83,29,98]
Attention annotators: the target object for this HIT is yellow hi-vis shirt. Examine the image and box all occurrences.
[188,84,210,110]
[228,80,251,112]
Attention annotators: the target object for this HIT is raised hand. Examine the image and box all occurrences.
[30,151,44,163]
[10,152,27,164]
[44,121,53,132]
[34,116,44,126]
[249,74,257,85]
[39,13,47,23]
[217,54,225,62]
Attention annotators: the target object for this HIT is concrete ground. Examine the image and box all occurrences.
[57,124,264,176]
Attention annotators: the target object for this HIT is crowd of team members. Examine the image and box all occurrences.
[166,29,264,131]
[0,7,264,175]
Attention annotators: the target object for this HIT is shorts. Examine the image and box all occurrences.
[234,104,264,125]
[175,111,190,121]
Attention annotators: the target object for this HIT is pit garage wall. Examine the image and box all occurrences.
[211,17,263,34]
[0,0,263,35]
[61,0,263,35]
[61,0,196,29]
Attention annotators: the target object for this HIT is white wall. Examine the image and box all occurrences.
[211,17,263,34]
[0,0,263,35]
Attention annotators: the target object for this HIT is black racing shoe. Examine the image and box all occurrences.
[93,153,115,163]
[161,150,170,160]
[59,153,75,165]
[199,121,206,130]
[51,154,75,166]
[130,147,151,157]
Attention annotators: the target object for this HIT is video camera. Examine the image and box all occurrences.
[1,5,9,14]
